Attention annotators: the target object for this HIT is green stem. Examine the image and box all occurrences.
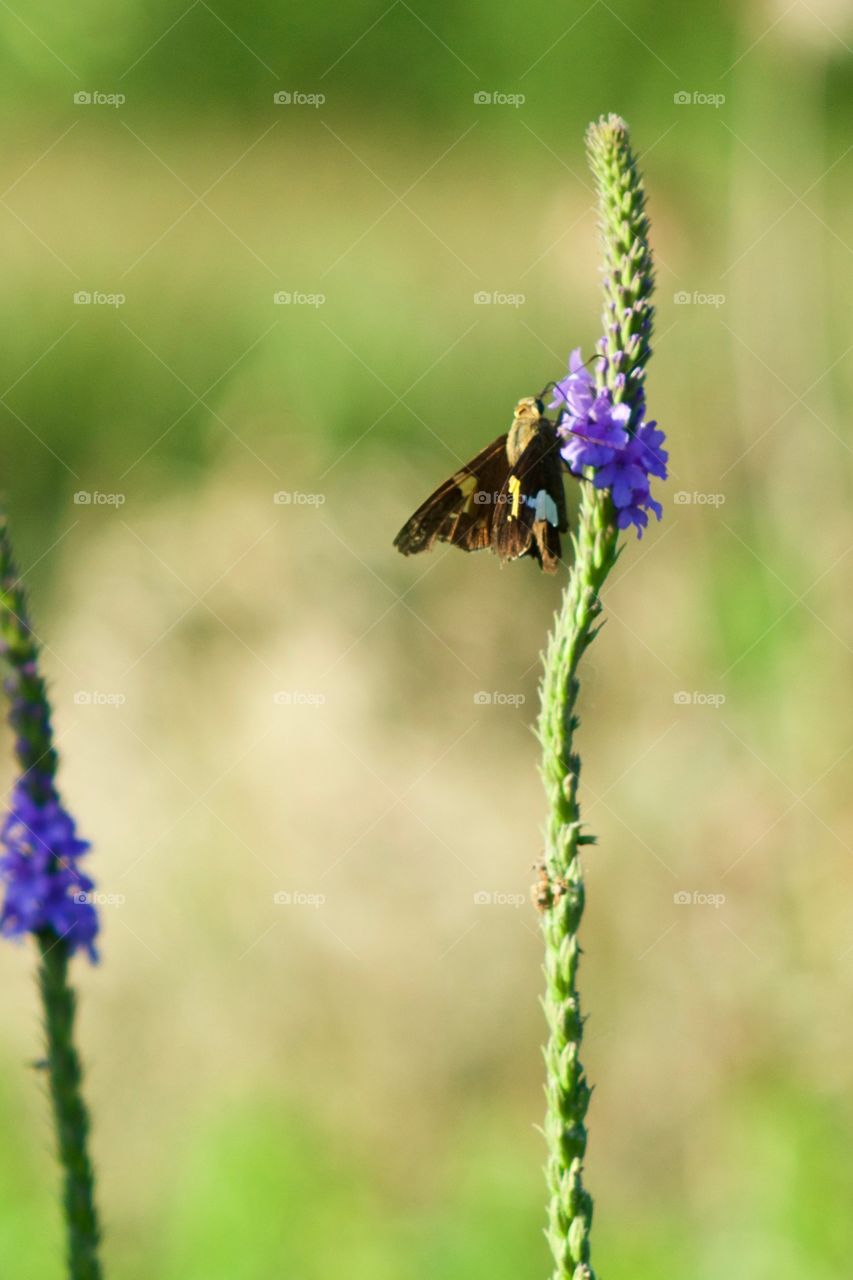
[37,933,103,1280]
[536,114,655,1280]
[537,486,618,1280]
[1,517,103,1273]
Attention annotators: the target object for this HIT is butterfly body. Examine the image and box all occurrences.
[505,396,546,464]
[393,397,568,573]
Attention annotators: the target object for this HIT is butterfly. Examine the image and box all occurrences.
[393,395,569,573]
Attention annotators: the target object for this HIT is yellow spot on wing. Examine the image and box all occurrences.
[455,473,477,496]
[508,474,521,520]
[454,472,478,514]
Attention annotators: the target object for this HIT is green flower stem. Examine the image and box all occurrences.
[537,487,617,1280]
[0,515,103,1279]
[37,933,102,1280]
[0,518,58,801]
[536,116,654,1280]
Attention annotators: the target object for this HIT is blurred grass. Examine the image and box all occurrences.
[4,1080,852,1279]
[1,0,852,1276]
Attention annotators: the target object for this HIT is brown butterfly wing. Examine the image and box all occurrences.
[393,435,510,556]
[492,425,568,573]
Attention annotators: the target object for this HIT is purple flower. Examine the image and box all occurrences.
[551,348,631,469]
[591,419,667,534]
[0,780,99,960]
[550,348,595,418]
[551,349,667,537]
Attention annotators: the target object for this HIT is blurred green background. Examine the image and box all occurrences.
[1,1,852,1276]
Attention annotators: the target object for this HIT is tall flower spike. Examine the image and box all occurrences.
[0,513,103,1280]
[552,119,667,536]
[537,115,659,1280]
[587,113,654,411]
[0,520,98,957]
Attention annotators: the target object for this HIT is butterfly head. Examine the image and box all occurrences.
[513,395,544,420]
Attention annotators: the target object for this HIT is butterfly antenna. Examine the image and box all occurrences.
[540,351,608,410]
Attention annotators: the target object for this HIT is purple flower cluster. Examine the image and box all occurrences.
[551,349,667,535]
[0,780,99,959]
